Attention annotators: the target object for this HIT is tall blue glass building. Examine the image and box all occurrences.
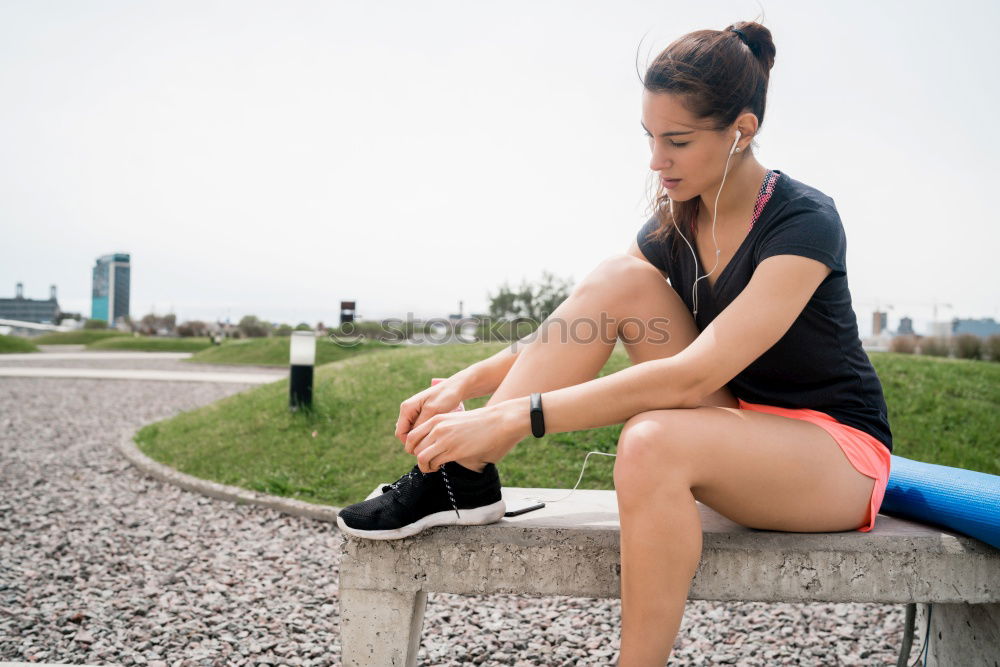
[91,253,131,325]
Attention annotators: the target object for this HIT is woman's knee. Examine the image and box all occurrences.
[614,414,694,502]
[576,254,665,301]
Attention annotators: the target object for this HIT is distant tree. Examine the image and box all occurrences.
[985,334,1000,362]
[889,334,917,354]
[139,313,157,334]
[177,320,209,337]
[137,313,176,336]
[294,322,312,331]
[238,315,271,338]
[954,333,982,360]
[274,323,293,336]
[919,336,950,357]
[487,270,574,323]
[83,318,108,330]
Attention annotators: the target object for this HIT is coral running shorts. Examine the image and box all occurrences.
[737,398,892,532]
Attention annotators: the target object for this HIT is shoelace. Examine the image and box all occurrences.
[382,466,461,520]
[382,469,420,494]
[438,465,460,520]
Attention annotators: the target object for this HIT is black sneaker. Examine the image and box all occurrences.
[336,461,505,540]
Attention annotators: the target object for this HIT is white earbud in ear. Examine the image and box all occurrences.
[731,129,742,155]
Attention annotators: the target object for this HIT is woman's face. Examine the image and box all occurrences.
[641,91,743,203]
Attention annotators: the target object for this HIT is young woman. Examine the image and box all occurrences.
[338,20,893,666]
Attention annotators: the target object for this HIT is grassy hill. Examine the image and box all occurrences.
[0,334,39,353]
[87,336,214,352]
[134,347,1000,508]
[32,330,130,345]
[185,336,395,367]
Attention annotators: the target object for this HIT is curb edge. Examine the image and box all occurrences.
[115,431,343,524]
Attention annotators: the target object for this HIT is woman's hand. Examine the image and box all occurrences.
[404,399,530,474]
[394,376,468,447]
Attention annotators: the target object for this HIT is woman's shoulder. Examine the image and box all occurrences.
[773,171,839,216]
[754,171,848,276]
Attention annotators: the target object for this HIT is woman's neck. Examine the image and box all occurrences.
[697,155,769,228]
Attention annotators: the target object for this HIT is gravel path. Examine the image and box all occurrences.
[0,376,911,665]
[0,352,280,374]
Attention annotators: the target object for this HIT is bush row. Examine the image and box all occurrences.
[889,333,1000,361]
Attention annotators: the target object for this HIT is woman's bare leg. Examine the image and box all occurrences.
[481,254,737,411]
[461,254,734,663]
[456,254,736,469]
[612,403,877,665]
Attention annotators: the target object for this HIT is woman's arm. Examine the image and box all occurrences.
[493,254,832,438]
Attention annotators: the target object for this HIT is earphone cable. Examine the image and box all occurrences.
[668,131,741,317]
[524,450,617,504]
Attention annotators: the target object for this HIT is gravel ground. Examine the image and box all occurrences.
[0,375,913,666]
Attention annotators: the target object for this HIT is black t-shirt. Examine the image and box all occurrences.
[636,169,893,452]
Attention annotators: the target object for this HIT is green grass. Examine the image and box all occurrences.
[134,347,1000,507]
[32,330,130,345]
[0,334,39,353]
[871,352,1000,474]
[87,336,214,352]
[185,336,396,367]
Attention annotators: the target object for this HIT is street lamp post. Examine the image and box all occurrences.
[289,331,316,411]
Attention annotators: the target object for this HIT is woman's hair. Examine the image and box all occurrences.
[640,21,777,249]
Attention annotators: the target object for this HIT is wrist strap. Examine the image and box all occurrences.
[530,392,546,438]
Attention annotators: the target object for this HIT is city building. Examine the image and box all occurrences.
[91,253,131,325]
[952,317,1000,337]
[897,316,914,335]
[929,321,952,338]
[0,282,61,324]
[872,310,888,336]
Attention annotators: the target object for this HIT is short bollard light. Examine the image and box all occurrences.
[289,331,316,411]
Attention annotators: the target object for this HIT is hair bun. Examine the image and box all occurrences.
[728,21,776,72]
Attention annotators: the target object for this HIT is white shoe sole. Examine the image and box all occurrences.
[336,499,507,540]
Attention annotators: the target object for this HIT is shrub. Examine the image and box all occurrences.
[176,320,209,337]
[238,315,271,338]
[83,318,108,330]
[137,313,176,335]
[984,334,1000,362]
[889,334,917,354]
[919,335,950,357]
[953,333,982,360]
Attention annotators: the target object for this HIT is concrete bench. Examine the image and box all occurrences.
[338,487,1000,666]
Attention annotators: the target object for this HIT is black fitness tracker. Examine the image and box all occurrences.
[530,392,546,438]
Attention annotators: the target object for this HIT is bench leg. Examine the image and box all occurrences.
[339,588,427,667]
[915,602,1000,666]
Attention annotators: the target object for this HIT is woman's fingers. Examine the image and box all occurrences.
[395,404,416,444]
[396,393,430,444]
[407,413,446,456]
[416,442,439,473]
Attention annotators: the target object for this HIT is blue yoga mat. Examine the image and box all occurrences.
[880,455,1000,550]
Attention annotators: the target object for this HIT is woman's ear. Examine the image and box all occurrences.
[735,110,760,143]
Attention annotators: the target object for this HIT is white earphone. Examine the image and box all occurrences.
[668,128,743,317]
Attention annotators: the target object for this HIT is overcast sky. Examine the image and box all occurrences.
[1,0,997,335]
